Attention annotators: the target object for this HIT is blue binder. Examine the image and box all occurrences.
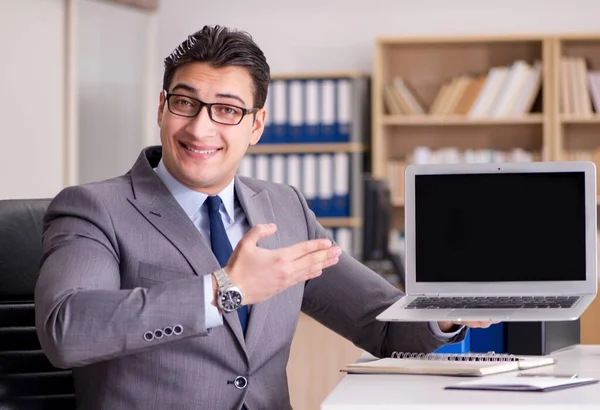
[435,329,471,354]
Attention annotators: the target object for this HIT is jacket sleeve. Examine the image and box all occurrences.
[292,186,467,358]
[34,185,211,369]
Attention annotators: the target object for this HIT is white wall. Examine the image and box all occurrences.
[78,0,155,184]
[151,0,600,143]
[0,0,66,199]
[156,0,600,75]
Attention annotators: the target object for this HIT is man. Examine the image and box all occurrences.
[35,25,491,410]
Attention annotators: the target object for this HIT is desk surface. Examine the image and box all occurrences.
[321,345,600,409]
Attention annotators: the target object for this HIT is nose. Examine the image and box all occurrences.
[185,105,217,137]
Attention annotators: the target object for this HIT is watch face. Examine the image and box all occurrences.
[219,289,242,312]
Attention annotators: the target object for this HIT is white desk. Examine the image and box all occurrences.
[321,345,600,410]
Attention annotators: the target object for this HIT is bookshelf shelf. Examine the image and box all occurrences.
[249,142,365,154]
[561,115,600,124]
[381,115,544,126]
[318,217,362,228]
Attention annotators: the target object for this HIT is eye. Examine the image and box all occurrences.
[214,105,242,116]
[174,97,194,107]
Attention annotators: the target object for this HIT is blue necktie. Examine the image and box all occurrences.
[205,195,249,334]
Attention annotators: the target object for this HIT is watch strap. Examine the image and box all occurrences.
[213,268,231,290]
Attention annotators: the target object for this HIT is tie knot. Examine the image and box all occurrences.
[205,195,222,215]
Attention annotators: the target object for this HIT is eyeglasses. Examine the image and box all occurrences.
[164,91,259,126]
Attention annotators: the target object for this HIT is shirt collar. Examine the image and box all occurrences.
[154,159,236,222]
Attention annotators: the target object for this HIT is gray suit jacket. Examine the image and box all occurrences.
[35,146,463,410]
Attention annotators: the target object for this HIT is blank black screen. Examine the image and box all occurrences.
[414,172,586,282]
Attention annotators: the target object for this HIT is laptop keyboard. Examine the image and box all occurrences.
[406,296,580,309]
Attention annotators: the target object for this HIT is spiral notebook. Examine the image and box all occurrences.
[342,352,556,377]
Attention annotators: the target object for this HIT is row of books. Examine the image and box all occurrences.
[261,77,366,144]
[387,147,540,203]
[237,153,351,218]
[560,56,600,115]
[384,60,542,118]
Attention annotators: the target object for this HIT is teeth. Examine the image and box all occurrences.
[184,145,218,155]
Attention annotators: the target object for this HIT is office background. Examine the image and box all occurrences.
[2,1,600,409]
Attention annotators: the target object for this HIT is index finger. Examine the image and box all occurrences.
[280,238,333,262]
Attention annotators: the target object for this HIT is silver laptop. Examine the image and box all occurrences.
[377,161,597,322]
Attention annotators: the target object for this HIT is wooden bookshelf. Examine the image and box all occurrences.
[551,35,600,346]
[373,35,551,236]
[554,36,600,162]
[372,34,600,346]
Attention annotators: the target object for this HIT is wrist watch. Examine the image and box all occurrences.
[213,268,243,313]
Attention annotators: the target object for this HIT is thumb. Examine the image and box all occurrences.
[244,223,277,245]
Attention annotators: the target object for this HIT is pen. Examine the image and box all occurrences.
[517,372,578,379]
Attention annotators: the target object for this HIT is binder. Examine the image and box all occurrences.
[271,80,287,143]
[301,154,317,211]
[254,155,269,181]
[305,80,320,143]
[286,154,302,191]
[332,153,350,217]
[271,154,285,185]
[337,78,352,142]
[288,80,304,143]
[317,154,333,216]
[320,79,336,143]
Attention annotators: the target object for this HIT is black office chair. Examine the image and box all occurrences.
[0,199,76,409]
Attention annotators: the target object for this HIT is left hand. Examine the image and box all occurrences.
[437,321,500,332]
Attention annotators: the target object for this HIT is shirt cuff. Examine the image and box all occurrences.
[204,274,223,329]
[428,321,464,341]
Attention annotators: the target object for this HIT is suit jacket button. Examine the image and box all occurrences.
[234,376,248,389]
[163,326,173,336]
[173,325,183,335]
[143,331,154,342]
[154,329,164,339]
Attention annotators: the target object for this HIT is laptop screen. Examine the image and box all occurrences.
[415,172,586,283]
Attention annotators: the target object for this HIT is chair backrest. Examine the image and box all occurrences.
[0,199,76,409]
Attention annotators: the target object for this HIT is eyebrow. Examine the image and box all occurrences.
[214,93,247,107]
[170,83,248,107]
[171,83,197,94]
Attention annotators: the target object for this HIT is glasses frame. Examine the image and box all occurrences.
[164,90,259,126]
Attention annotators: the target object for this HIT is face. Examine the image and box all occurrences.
[157,62,265,194]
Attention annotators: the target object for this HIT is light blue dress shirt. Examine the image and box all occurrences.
[153,160,461,339]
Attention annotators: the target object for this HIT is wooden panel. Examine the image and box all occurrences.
[385,124,544,160]
[318,217,362,228]
[287,313,361,410]
[581,284,600,344]
[581,238,600,344]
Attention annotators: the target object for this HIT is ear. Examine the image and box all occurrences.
[249,108,266,146]
[157,91,166,127]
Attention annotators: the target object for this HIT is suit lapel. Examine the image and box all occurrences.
[126,149,281,357]
[234,178,282,357]
[127,148,221,278]
[126,148,252,349]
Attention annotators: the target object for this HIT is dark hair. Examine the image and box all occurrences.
[162,25,270,108]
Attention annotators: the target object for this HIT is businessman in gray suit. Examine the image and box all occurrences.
[35,25,492,410]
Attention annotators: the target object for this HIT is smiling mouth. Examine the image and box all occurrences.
[180,142,222,155]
